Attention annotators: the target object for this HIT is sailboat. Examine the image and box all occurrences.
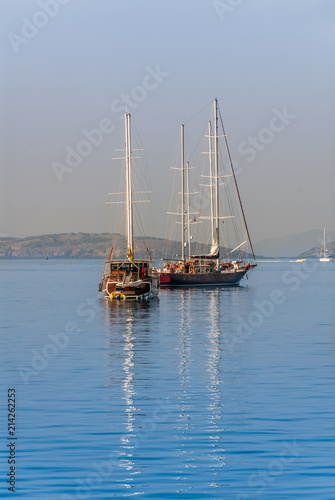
[320,228,332,262]
[159,98,257,287]
[99,113,159,300]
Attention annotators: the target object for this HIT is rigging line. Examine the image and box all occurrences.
[184,100,213,126]
[187,122,209,164]
[111,168,126,247]
[218,141,244,258]
[128,135,150,192]
[133,202,149,254]
[221,165,239,252]
[111,208,126,258]
[218,107,256,262]
[134,196,154,259]
[164,137,183,259]
[132,163,152,199]
[104,201,110,263]
[131,121,151,180]
[132,150,152,195]
[198,156,211,256]
[216,136,241,259]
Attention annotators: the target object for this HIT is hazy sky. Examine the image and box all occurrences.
[1,0,334,242]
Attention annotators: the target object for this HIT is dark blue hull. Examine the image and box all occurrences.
[160,269,247,287]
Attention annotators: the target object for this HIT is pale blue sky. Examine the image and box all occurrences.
[1,0,334,242]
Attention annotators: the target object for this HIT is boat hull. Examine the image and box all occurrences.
[102,276,159,300]
[100,259,159,300]
[160,269,247,287]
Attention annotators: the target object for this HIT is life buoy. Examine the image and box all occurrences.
[110,291,126,300]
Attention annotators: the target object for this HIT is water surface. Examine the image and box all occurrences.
[0,259,334,499]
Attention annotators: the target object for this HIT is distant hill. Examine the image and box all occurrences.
[2,230,333,259]
[0,233,172,259]
[0,233,256,260]
[298,242,335,259]
[254,229,335,258]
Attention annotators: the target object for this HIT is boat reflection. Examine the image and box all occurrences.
[175,287,249,486]
[101,286,252,493]
[206,289,227,476]
[103,300,158,488]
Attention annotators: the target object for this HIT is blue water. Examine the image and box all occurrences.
[0,259,334,499]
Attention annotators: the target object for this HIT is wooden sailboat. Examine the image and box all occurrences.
[99,113,159,300]
[159,98,256,287]
[320,228,332,262]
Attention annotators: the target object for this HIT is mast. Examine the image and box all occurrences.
[323,228,326,257]
[208,121,215,247]
[214,98,219,263]
[181,124,185,261]
[186,161,191,259]
[125,113,134,259]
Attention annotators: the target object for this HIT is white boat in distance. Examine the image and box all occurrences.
[320,228,333,262]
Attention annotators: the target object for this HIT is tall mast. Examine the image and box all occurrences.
[125,113,134,259]
[214,98,219,262]
[181,124,185,261]
[186,161,191,259]
[323,227,326,256]
[208,121,214,247]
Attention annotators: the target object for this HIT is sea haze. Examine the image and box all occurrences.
[0,259,334,499]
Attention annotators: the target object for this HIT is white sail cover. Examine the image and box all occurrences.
[209,242,219,256]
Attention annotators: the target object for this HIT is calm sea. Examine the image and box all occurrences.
[0,259,334,499]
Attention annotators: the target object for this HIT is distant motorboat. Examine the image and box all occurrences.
[296,259,305,262]
[320,228,333,262]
